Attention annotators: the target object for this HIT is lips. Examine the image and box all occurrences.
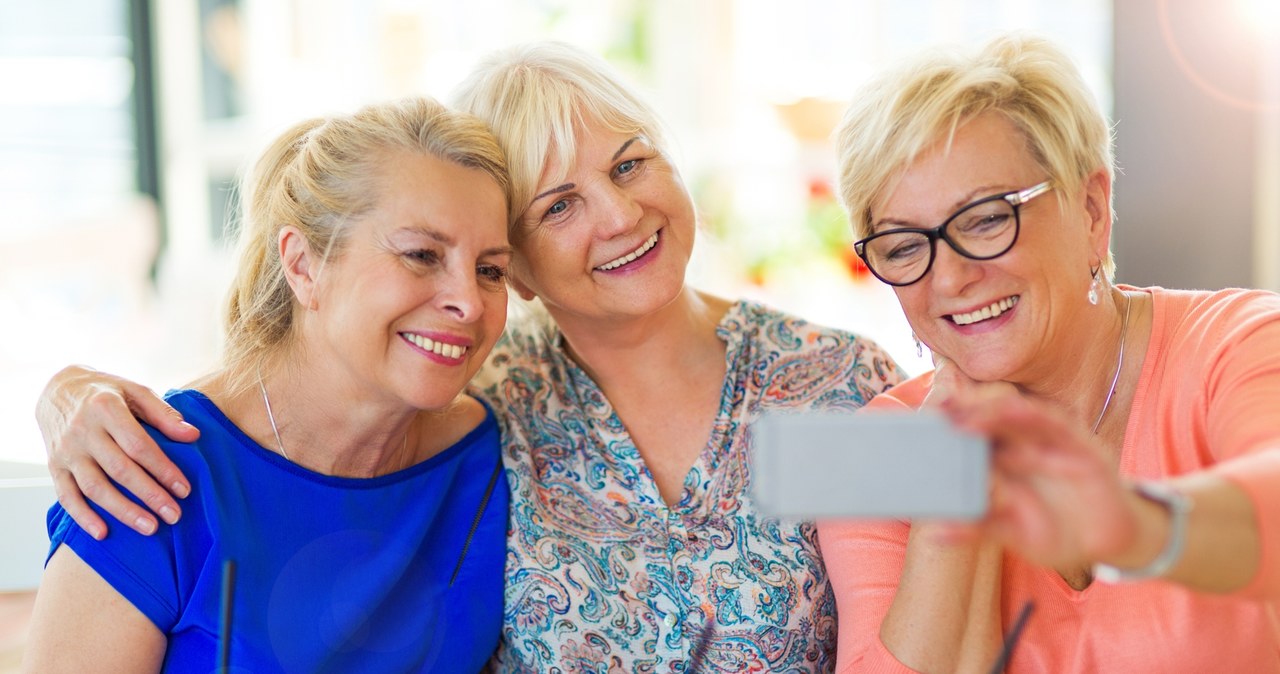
[595,231,659,271]
[947,295,1019,326]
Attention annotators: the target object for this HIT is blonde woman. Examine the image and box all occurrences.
[819,34,1280,673]
[24,97,512,673]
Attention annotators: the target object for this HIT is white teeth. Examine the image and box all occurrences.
[403,333,468,359]
[597,232,659,271]
[950,296,1019,326]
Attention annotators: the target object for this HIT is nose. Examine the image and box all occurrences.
[596,182,642,239]
[437,269,485,323]
[927,239,984,297]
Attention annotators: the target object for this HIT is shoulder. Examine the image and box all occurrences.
[1149,286,1280,354]
[724,298,886,354]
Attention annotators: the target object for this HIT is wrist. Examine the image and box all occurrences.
[1094,481,1193,583]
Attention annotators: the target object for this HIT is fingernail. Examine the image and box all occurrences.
[159,505,179,524]
[172,482,190,498]
[179,421,197,432]
[136,517,157,534]
[88,526,105,540]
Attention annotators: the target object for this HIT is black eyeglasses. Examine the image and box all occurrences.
[853,181,1054,287]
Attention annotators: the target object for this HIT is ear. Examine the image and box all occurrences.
[1081,167,1113,259]
[278,226,320,309]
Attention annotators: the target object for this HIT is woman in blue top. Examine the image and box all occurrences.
[22,97,512,673]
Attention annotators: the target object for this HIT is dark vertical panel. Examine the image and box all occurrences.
[1112,0,1257,290]
[129,0,163,278]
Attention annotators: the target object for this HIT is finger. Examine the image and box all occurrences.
[83,388,192,500]
[98,426,184,524]
[50,468,108,540]
[69,456,160,536]
[120,381,200,443]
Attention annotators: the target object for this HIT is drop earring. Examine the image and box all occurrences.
[1088,264,1102,305]
[913,333,924,358]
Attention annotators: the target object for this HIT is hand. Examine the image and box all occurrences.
[36,366,199,538]
[938,388,1138,569]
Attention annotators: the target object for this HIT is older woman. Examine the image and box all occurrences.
[22,97,512,673]
[32,43,903,671]
[817,34,1280,673]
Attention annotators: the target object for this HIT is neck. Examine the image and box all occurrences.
[206,359,439,478]
[1012,287,1141,437]
[548,286,731,388]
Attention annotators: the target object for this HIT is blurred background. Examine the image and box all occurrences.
[3,0,1280,460]
[0,0,1277,666]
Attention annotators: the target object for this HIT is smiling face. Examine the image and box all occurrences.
[296,150,511,410]
[875,112,1110,383]
[506,119,697,325]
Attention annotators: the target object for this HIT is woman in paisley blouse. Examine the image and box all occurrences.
[34,43,903,672]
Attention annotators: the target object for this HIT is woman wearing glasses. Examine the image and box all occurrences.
[818,34,1280,672]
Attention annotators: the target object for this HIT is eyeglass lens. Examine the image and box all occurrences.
[861,197,1019,285]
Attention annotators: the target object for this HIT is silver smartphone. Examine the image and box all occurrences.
[751,410,989,520]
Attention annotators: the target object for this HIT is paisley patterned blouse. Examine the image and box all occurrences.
[471,299,904,673]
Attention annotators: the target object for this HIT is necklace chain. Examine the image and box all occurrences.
[257,372,291,461]
[1090,291,1132,435]
[256,370,410,463]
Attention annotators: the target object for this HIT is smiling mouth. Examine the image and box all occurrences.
[402,333,468,359]
[948,295,1019,326]
[595,232,659,271]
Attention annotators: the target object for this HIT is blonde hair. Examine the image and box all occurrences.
[451,42,670,229]
[836,33,1116,277]
[222,96,508,392]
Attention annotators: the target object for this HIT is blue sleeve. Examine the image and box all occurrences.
[46,499,184,632]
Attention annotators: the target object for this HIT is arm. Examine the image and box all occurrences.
[21,545,167,673]
[37,365,198,538]
[947,390,1274,598]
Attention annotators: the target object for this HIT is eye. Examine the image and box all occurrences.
[406,249,441,265]
[477,264,507,284]
[615,159,640,176]
[547,199,569,215]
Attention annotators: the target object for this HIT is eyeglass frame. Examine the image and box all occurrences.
[852,180,1055,287]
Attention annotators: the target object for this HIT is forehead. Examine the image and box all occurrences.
[371,151,508,243]
[876,113,1037,220]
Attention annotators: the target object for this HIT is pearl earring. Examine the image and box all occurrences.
[1088,264,1102,305]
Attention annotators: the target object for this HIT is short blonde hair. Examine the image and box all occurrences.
[222,96,508,392]
[452,42,670,229]
[836,33,1116,277]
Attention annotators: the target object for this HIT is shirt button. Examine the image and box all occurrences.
[663,613,678,628]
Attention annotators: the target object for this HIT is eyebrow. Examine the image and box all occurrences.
[873,184,1009,231]
[529,136,647,204]
[399,226,513,257]
[612,136,641,161]
[531,182,575,204]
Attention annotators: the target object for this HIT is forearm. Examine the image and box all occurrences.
[1099,471,1262,595]
[881,523,1003,674]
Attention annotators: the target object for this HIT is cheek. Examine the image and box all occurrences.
[893,287,931,331]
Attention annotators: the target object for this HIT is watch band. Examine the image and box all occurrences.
[1094,481,1193,583]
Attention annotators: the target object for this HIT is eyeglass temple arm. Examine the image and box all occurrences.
[1007,180,1053,206]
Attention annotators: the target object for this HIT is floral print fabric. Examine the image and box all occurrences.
[472,300,904,673]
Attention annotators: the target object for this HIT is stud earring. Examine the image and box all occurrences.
[1088,264,1102,305]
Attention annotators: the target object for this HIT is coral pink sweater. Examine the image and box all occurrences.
[818,287,1280,673]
